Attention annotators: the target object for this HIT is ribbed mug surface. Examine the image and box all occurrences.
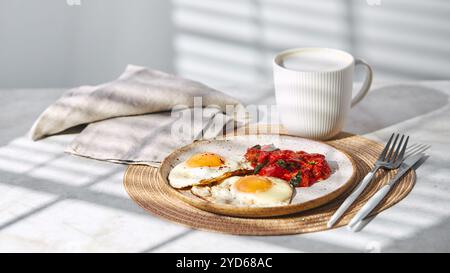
[274,48,356,140]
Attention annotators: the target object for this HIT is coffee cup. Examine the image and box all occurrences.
[273,47,373,140]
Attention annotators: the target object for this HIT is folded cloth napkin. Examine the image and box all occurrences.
[65,107,234,166]
[30,65,247,166]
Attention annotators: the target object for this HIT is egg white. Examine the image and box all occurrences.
[168,156,241,189]
[191,176,294,207]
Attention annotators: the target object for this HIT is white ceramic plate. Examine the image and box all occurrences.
[159,134,356,217]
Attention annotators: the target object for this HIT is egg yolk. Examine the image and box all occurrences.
[235,175,273,193]
[186,153,225,168]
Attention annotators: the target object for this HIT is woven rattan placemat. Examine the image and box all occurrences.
[124,133,415,235]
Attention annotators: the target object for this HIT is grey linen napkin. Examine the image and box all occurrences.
[29,65,247,166]
[65,107,234,166]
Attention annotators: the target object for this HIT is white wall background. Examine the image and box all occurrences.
[173,0,450,87]
[1,0,449,88]
[0,0,173,88]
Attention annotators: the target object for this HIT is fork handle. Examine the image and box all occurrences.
[348,184,391,228]
[327,170,377,228]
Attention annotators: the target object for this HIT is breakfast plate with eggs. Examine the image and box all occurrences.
[159,134,356,217]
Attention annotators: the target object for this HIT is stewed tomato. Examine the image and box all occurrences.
[244,144,331,187]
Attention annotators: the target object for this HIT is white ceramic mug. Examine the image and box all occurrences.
[273,47,373,140]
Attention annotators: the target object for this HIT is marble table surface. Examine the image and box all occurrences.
[0,81,449,252]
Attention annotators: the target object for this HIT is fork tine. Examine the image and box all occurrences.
[396,136,409,162]
[386,134,400,162]
[391,135,405,161]
[379,133,394,161]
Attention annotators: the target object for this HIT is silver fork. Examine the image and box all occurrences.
[348,143,430,232]
[327,133,409,228]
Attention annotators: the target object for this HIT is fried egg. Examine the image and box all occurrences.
[191,175,294,207]
[168,152,241,189]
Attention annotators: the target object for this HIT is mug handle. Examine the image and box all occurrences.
[351,58,373,107]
